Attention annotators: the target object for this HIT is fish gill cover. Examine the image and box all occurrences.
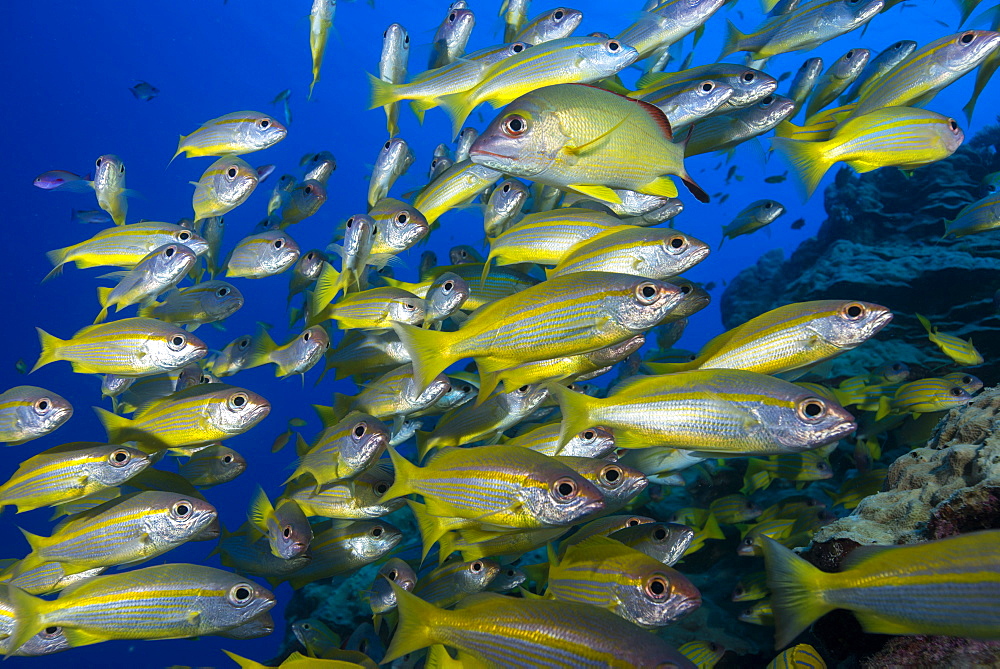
[3,0,1000,667]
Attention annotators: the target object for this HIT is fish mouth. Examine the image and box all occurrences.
[869,309,894,334]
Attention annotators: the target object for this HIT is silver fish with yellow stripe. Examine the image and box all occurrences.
[191,155,258,220]
[173,111,286,160]
[0,386,72,446]
[45,222,208,277]
[551,369,856,455]
[0,442,148,513]
[94,383,270,450]
[139,280,244,329]
[33,317,206,376]
[18,491,216,573]
[6,563,275,652]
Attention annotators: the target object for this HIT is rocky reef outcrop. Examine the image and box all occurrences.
[803,386,1000,666]
[721,124,1000,379]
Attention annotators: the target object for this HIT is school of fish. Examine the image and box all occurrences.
[14,0,1000,666]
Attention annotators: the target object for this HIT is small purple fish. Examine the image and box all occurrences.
[130,81,159,101]
[71,209,114,225]
[33,170,85,190]
[256,165,276,183]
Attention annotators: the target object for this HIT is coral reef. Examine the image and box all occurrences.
[721,125,1000,379]
[812,385,1000,546]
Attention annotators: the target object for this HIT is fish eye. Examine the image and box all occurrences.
[700,81,714,92]
[346,217,354,228]
[383,140,391,150]
[742,71,755,82]
[405,35,410,44]
[470,561,483,573]
[763,202,773,209]
[306,252,316,260]
[282,526,292,538]
[96,157,104,167]
[512,43,525,53]
[168,334,187,351]
[119,164,125,174]
[554,9,565,19]
[761,96,774,106]
[963,376,972,384]
[227,167,238,179]
[667,235,687,252]
[259,119,270,128]
[627,517,641,527]
[961,31,975,44]
[502,182,511,192]
[635,282,659,304]
[517,385,529,393]
[841,302,865,319]
[179,231,191,241]
[354,423,367,438]
[223,454,234,464]
[401,302,416,312]
[845,50,854,59]
[602,465,623,486]
[200,375,212,384]
[646,575,669,599]
[164,246,176,258]
[653,526,667,541]
[553,477,578,499]
[443,280,454,291]
[217,287,230,297]
[274,239,284,249]
[110,449,132,466]
[375,482,389,495]
[371,525,385,538]
[172,500,193,518]
[949,119,960,132]
[797,398,827,421]
[502,114,528,137]
[680,283,692,294]
[238,337,251,349]
[582,429,596,440]
[397,212,409,223]
[229,392,249,410]
[33,398,51,414]
[228,584,254,606]
[606,39,621,52]
[950,386,964,397]
[305,186,313,195]
[41,626,61,638]
[302,331,312,341]
[373,225,379,234]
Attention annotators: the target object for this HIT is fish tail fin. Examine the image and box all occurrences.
[169,135,187,166]
[415,430,436,460]
[720,20,746,59]
[547,382,597,451]
[915,313,934,335]
[742,460,773,494]
[408,500,448,564]
[963,90,980,124]
[307,262,340,326]
[382,445,418,501]
[94,287,114,324]
[391,323,459,393]
[248,485,275,536]
[31,328,66,373]
[875,395,892,422]
[701,511,725,540]
[474,368,501,407]
[770,136,831,200]
[246,329,278,369]
[7,585,49,656]
[222,650,259,669]
[368,73,399,110]
[383,585,441,663]
[93,406,132,444]
[760,536,834,649]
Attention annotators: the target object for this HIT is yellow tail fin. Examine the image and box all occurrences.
[382,584,442,663]
[391,323,460,395]
[30,328,66,373]
[760,535,834,649]
[770,136,833,200]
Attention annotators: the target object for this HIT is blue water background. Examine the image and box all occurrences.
[2,0,996,666]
